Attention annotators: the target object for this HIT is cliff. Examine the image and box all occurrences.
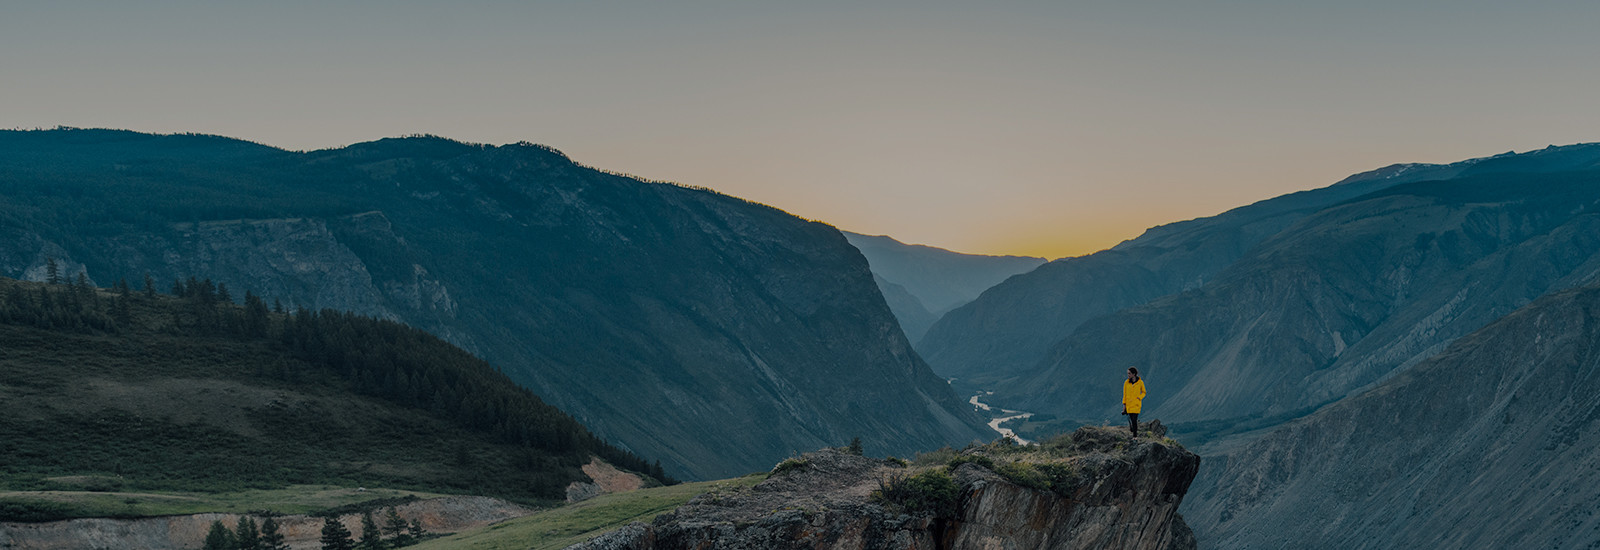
[572,425,1200,550]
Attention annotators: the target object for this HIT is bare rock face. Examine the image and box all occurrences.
[568,458,648,503]
[573,427,1201,550]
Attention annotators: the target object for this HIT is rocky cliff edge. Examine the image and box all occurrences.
[572,423,1200,550]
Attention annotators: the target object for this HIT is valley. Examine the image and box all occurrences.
[4,128,1599,549]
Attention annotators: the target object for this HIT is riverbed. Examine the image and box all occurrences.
[969,391,1035,445]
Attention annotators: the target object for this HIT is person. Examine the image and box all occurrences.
[1123,367,1146,438]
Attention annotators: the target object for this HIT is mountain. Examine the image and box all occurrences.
[998,147,1600,428]
[1183,281,1600,549]
[916,159,1496,385]
[871,275,940,343]
[0,276,659,507]
[0,128,989,480]
[842,232,1043,342]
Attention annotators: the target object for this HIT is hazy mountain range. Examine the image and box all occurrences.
[842,232,1043,343]
[0,128,989,480]
[925,142,1600,548]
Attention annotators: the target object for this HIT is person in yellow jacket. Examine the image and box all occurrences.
[1123,367,1146,438]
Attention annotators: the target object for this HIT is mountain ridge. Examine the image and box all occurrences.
[0,128,990,480]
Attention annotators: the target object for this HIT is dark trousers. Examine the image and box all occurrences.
[1128,413,1139,437]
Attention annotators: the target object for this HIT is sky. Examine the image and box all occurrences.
[5,1,1599,259]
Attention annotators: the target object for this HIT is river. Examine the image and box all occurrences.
[969,391,1035,445]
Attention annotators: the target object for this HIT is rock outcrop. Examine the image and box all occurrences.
[572,426,1201,550]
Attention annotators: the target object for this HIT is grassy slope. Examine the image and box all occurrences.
[411,474,766,550]
[0,278,655,518]
[0,486,444,520]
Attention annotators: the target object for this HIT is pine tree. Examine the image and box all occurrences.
[358,510,386,550]
[260,516,288,550]
[203,520,237,550]
[143,273,156,298]
[236,516,262,550]
[383,507,412,547]
[45,257,60,285]
[407,519,427,542]
[320,516,355,550]
[217,282,233,304]
[847,436,864,456]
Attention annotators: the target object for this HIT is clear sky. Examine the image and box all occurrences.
[5,1,1598,259]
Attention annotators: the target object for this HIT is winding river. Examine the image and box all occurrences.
[969,391,1035,445]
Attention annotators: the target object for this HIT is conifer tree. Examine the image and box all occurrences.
[236,516,262,550]
[143,273,156,298]
[203,520,237,550]
[847,436,864,456]
[320,516,355,550]
[383,507,412,547]
[407,519,427,542]
[45,257,60,285]
[358,511,386,550]
[260,516,288,550]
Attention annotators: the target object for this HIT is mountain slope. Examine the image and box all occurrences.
[1184,282,1600,549]
[871,274,940,343]
[842,232,1043,319]
[0,277,658,505]
[917,159,1499,384]
[1001,159,1600,424]
[0,128,989,480]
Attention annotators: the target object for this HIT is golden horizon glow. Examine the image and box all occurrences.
[5,2,1599,260]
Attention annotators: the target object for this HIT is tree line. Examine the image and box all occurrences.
[202,507,427,550]
[0,267,674,487]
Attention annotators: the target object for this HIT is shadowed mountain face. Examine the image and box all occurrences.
[842,232,1042,343]
[1184,283,1600,549]
[0,129,989,480]
[917,160,1495,385]
[871,275,940,343]
[998,154,1600,426]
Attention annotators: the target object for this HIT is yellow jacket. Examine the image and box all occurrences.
[1123,378,1146,414]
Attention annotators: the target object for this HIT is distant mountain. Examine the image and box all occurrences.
[919,147,1595,386]
[997,147,1600,427]
[1184,282,1600,549]
[0,129,990,480]
[871,274,940,343]
[0,277,659,506]
[842,232,1043,343]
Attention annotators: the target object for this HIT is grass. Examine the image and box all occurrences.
[409,474,766,550]
[0,485,446,520]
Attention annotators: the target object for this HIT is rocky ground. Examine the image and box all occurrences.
[573,422,1200,550]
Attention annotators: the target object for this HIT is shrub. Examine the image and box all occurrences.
[911,446,957,467]
[945,454,995,472]
[871,469,960,517]
[1035,463,1081,496]
[884,456,909,468]
[994,462,1050,491]
[771,457,809,476]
